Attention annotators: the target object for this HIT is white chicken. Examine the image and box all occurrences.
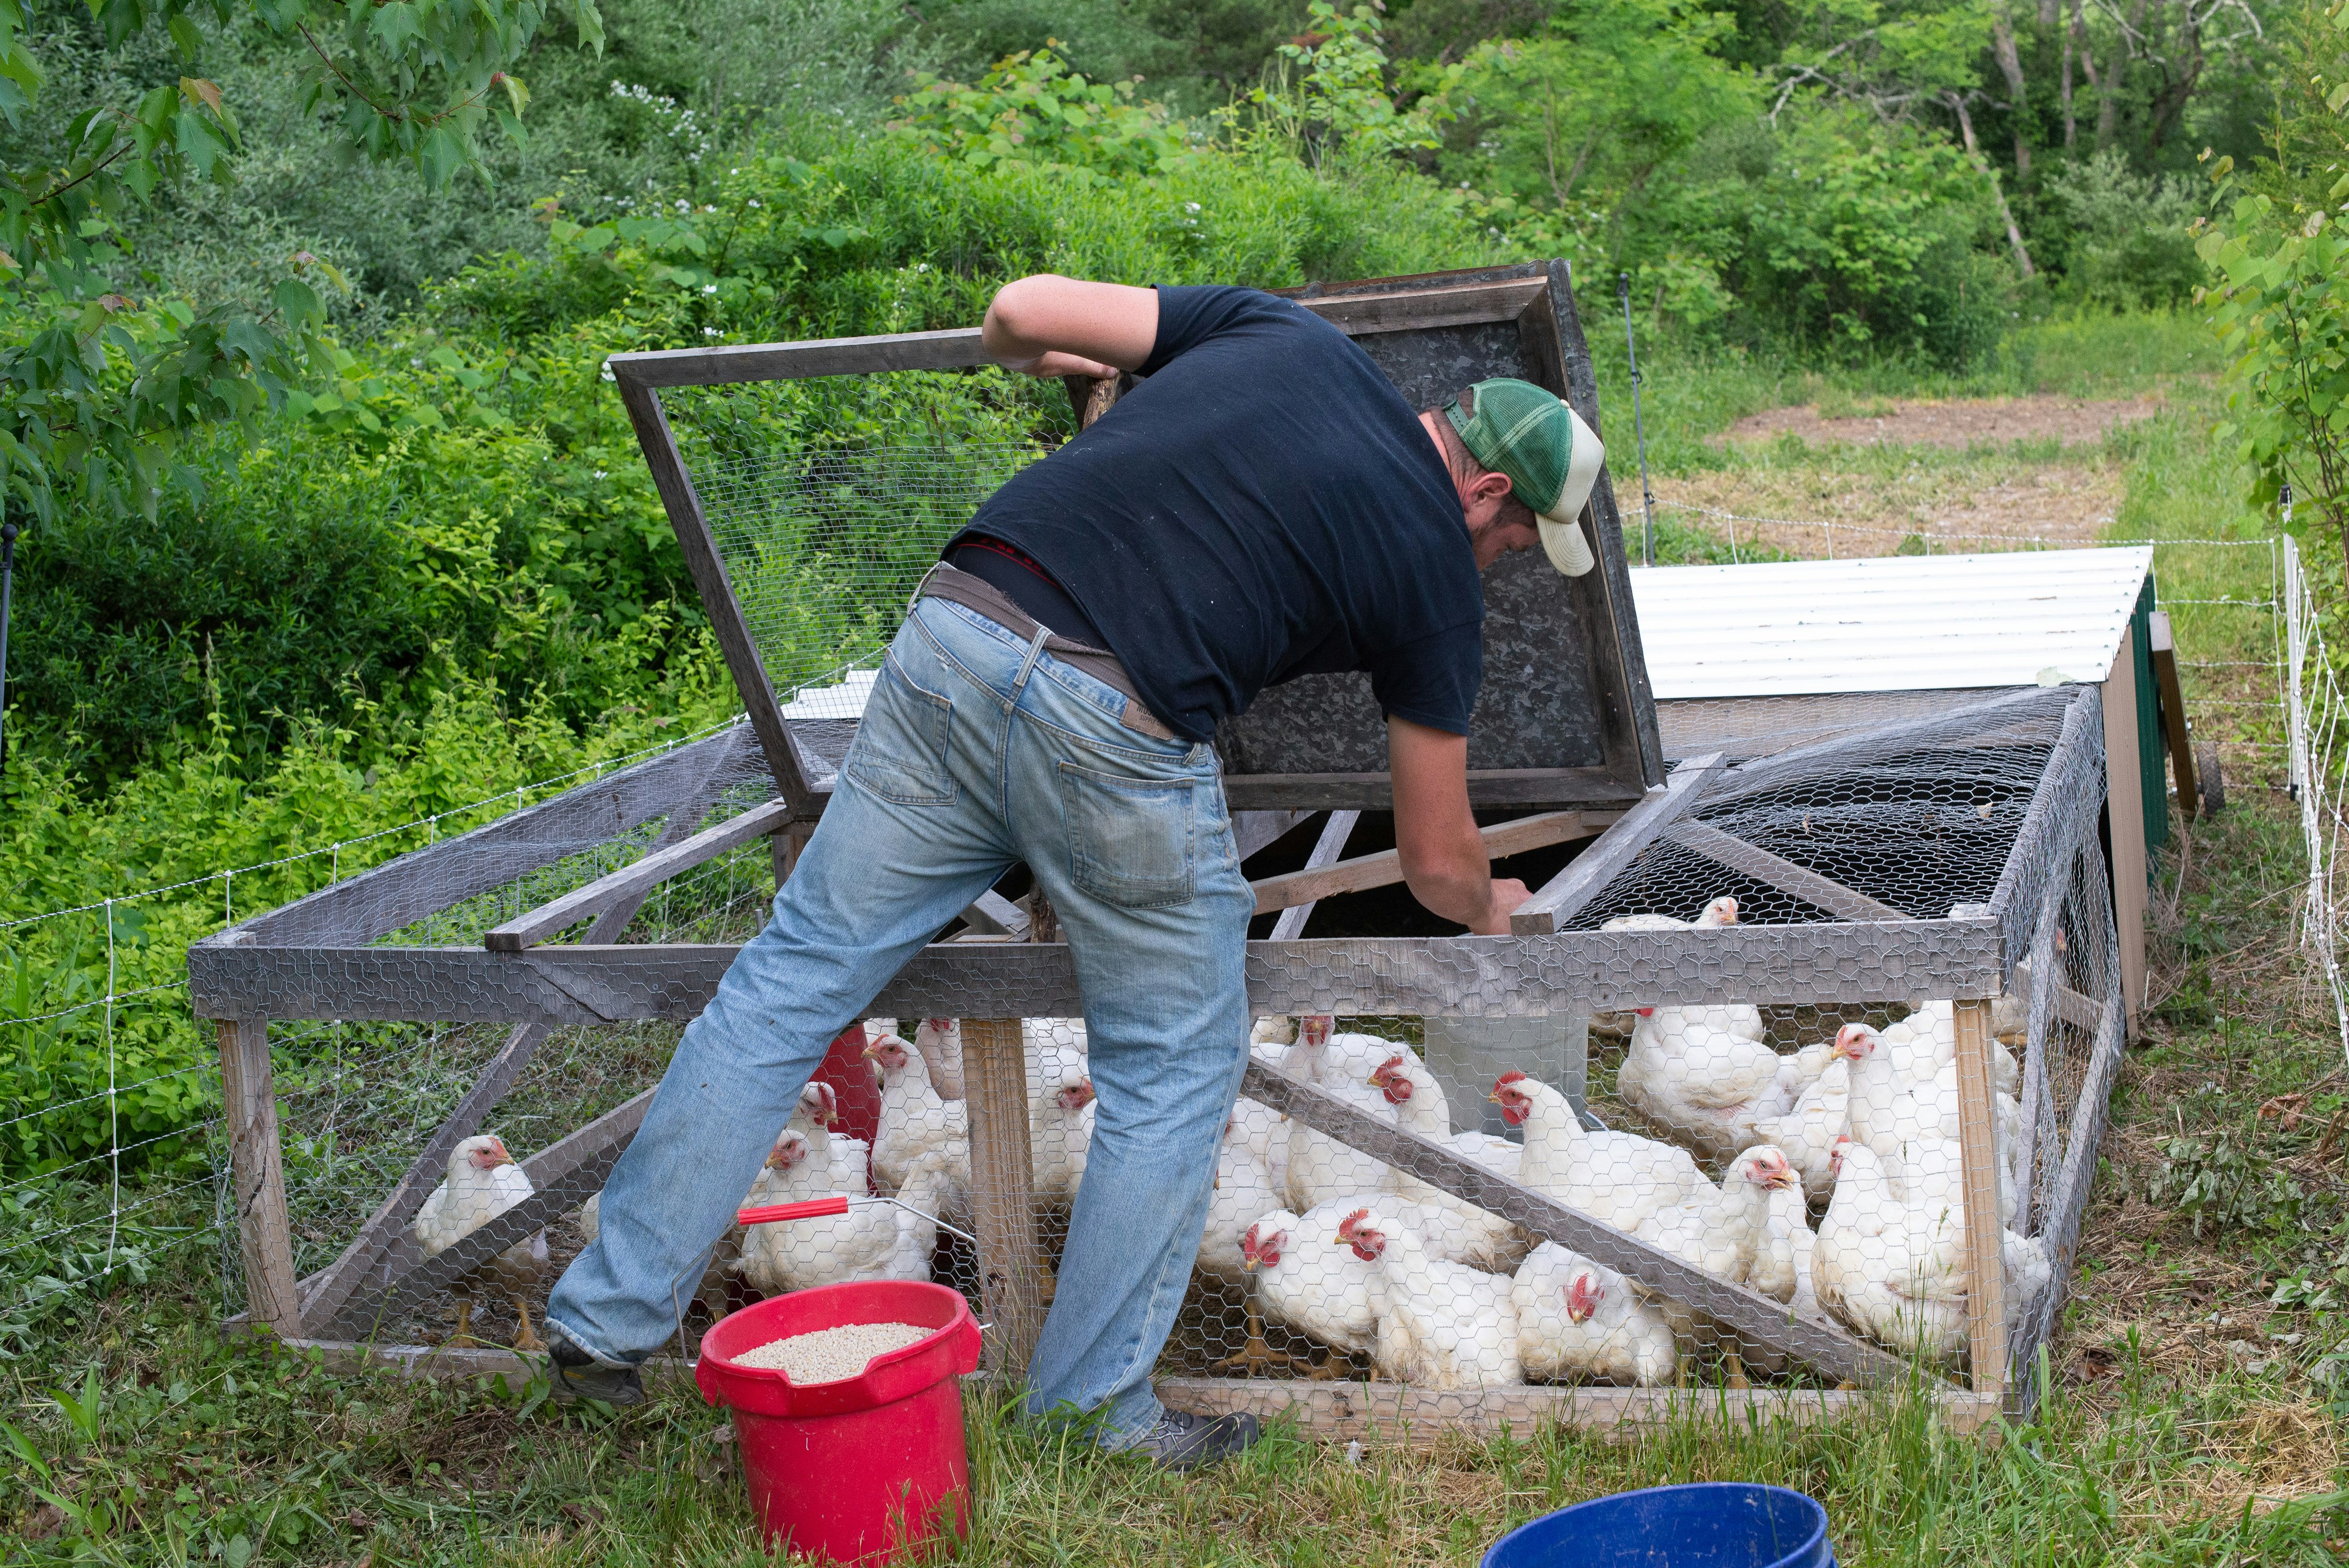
[1835,1024,2023,1227]
[1282,1019,1403,1213]
[1512,1243,1678,1385]
[1746,1049,1850,1200]
[1200,1131,1291,1374]
[413,1134,548,1351]
[864,1031,970,1197]
[1872,1003,2022,1097]
[1200,1117,1287,1289]
[1635,1145,1797,1297]
[1024,1017,1088,1078]
[1365,1051,1527,1272]
[1618,1007,1834,1165]
[1812,1138,1969,1361]
[1241,1202,1385,1365]
[1029,1056,1096,1206]
[1250,1015,1303,1052]
[914,1017,966,1100]
[1339,1205,1522,1389]
[738,1148,959,1295]
[1493,1071,1715,1234]
[1633,1144,1799,1379]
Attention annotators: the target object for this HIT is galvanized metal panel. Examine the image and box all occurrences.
[1632,547,2156,699]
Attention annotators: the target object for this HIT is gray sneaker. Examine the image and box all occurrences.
[1131,1408,1261,1471]
[548,1337,644,1407]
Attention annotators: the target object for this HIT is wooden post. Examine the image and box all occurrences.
[772,820,813,889]
[2148,610,2199,820]
[218,1018,301,1334]
[2101,628,2148,1037]
[1952,998,2008,1399]
[962,1018,1046,1383]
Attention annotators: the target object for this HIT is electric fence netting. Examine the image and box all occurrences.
[5,497,2344,1380]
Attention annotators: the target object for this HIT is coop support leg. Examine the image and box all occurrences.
[1954,998,2008,1398]
[218,1017,302,1335]
[964,1018,1046,1385]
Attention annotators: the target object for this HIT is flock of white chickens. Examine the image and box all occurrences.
[409,894,2053,1390]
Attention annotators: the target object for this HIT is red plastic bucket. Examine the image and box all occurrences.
[695,1280,982,1564]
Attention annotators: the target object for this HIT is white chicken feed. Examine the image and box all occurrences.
[736,1321,931,1382]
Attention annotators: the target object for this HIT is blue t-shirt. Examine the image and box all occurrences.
[949,284,1483,745]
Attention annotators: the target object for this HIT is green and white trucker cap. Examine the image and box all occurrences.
[1442,378,1605,576]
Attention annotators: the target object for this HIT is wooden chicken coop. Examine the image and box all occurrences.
[190,263,2126,1439]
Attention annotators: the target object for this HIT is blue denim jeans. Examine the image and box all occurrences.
[544,597,1254,1442]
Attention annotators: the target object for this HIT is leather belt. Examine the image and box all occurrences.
[913,563,1179,742]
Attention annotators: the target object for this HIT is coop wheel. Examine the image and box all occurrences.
[2196,743,2224,816]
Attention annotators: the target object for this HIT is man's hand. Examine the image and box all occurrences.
[1389,717,1529,934]
[982,275,1157,379]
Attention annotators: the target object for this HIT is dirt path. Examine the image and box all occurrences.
[1648,393,2162,558]
[1725,392,2166,448]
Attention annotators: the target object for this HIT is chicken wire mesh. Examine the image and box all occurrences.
[660,377,1073,724]
[214,684,2112,1428]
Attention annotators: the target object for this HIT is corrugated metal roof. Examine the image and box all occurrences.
[1629,547,2153,701]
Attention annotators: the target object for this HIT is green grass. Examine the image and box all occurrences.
[1593,307,2215,476]
[11,309,2347,1566]
[6,795,2347,1567]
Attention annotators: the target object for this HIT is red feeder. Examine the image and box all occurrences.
[695,1280,982,1565]
[812,1022,883,1162]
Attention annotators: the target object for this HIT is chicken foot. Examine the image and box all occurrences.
[1217,1293,1304,1376]
[443,1297,488,1350]
[511,1296,548,1354]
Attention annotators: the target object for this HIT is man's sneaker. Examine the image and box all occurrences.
[548,1337,644,1407]
[1130,1408,1260,1471]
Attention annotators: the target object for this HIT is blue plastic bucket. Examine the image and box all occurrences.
[1481,1483,1833,1568]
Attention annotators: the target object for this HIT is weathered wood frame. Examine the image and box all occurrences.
[603,261,1664,820]
[196,684,2117,1425]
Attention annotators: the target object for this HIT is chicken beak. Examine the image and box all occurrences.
[860,1043,880,1060]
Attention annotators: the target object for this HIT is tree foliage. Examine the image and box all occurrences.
[0,0,603,531]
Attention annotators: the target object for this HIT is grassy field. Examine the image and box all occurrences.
[8,312,2349,1565]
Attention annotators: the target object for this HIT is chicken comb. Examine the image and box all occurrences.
[1337,1207,1370,1237]
[1493,1070,1529,1088]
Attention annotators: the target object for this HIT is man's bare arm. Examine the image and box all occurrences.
[982,275,1159,380]
[1389,717,1529,936]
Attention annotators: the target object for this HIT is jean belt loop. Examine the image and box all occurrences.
[907,561,945,621]
[1012,623,1051,695]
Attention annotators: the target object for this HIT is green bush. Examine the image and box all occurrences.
[2041,150,2208,311]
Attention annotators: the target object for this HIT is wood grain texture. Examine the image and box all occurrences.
[1510,753,1724,935]
[608,328,990,388]
[1952,998,2008,1397]
[1223,769,1646,812]
[1251,810,1608,916]
[483,799,791,951]
[1295,278,1549,334]
[219,1018,301,1333]
[1664,821,1911,923]
[1157,1378,2001,1444]
[194,917,2009,1024]
[963,1019,1045,1382]
[2148,610,2198,819]
[2100,629,2148,1037]
[1270,810,1360,941]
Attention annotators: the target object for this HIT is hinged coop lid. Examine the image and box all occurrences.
[607,261,1663,819]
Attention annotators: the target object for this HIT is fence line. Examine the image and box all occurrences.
[2284,534,2349,1064]
[4,502,2347,1349]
